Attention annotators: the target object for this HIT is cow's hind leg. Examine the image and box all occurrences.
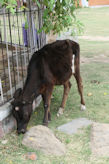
[42,85,53,126]
[57,81,71,117]
[74,66,86,111]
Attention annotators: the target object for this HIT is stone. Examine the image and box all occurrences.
[0,122,4,138]
[91,122,109,156]
[57,118,92,134]
[0,102,16,138]
[0,102,12,121]
[0,114,16,138]
[2,114,16,134]
[22,125,66,156]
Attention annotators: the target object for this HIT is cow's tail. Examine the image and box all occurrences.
[72,41,80,57]
[71,40,80,73]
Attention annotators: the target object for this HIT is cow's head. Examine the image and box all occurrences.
[11,88,32,134]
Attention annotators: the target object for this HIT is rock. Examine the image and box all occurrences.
[91,122,109,156]
[57,118,92,134]
[0,102,16,138]
[22,125,66,156]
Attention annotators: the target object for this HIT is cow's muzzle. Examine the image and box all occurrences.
[17,128,26,134]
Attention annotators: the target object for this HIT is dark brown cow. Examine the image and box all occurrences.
[11,39,86,134]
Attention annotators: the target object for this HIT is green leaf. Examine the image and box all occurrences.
[1,0,83,35]
[35,0,40,8]
[10,7,15,14]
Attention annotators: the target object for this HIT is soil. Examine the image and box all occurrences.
[91,122,109,156]
[81,54,109,64]
[79,36,109,41]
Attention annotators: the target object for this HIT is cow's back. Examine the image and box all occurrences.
[28,40,79,85]
[39,40,77,85]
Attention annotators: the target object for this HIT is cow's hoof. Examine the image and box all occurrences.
[57,107,64,117]
[48,118,51,122]
[17,129,26,134]
[80,104,86,111]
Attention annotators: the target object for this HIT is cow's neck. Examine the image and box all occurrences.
[22,74,41,103]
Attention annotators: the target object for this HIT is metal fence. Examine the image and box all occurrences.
[0,4,46,105]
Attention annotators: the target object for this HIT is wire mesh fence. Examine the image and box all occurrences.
[0,3,46,105]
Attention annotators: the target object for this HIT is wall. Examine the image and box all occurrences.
[89,0,109,6]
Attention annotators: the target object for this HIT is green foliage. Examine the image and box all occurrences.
[39,0,83,35]
[0,0,83,35]
[0,0,17,14]
[24,17,29,30]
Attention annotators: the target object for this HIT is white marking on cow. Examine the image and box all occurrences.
[57,107,64,117]
[81,104,86,111]
[72,54,75,73]
[15,107,19,111]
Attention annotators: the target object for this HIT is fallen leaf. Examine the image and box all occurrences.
[29,154,37,160]
[25,152,37,161]
[87,93,92,96]
[29,137,34,141]
[91,80,100,84]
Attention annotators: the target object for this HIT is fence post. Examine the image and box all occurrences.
[26,0,34,54]
[0,79,4,103]
[3,8,13,98]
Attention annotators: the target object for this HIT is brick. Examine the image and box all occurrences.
[0,122,4,138]
[89,0,109,6]
[2,114,17,134]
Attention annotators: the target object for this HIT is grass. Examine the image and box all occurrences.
[0,7,109,164]
[79,39,109,58]
[76,7,109,36]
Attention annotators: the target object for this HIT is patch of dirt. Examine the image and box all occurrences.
[79,36,109,41]
[91,122,109,157]
[81,54,109,64]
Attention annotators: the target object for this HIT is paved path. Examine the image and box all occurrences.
[57,118,92,134]
[91,122,109,157]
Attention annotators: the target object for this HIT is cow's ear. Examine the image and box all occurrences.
[13,88,22,99]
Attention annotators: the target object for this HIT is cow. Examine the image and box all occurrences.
[11,39,86,134]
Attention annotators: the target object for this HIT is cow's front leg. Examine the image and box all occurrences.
[57,81,71,117]
[42,85,53,126]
